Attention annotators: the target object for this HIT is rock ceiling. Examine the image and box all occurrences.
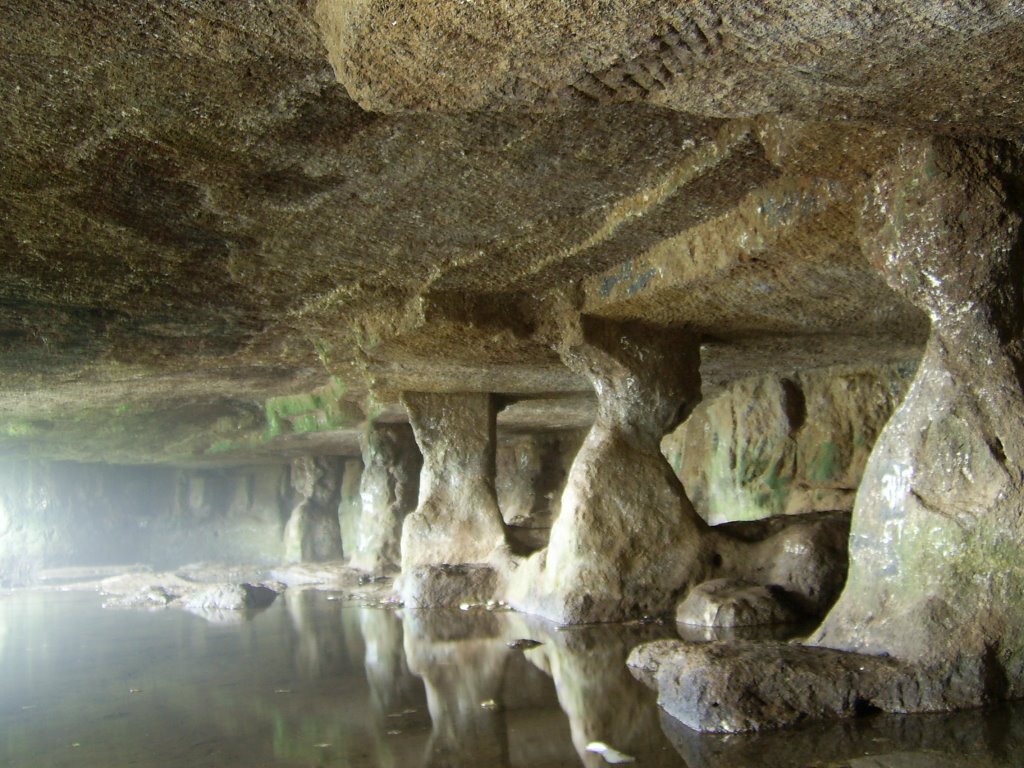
[1,1,1021,464]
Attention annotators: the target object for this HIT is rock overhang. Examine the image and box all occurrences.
[1,1,1019,464]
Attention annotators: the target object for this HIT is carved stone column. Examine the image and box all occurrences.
[399,392,507,572]
[509,315,712,623]
[282,456,344,563]
[350,423,421,574]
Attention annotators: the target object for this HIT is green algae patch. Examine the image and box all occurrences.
[263,378,364,441]
[0,420,47,438]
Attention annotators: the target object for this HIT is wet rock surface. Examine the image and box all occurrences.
[401,564,498,609]
[352,422,421,574]
[674,579,802,628]
[400,393,507,571]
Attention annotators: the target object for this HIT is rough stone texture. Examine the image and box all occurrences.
[495,431,580,528]
[637,137,1024,732]
[674,579,802,628]
[627,639,1001,733]
[662,365,914,524]
[282,456,344,562]
[337,457,363,558]
[811,138,1024,672]
[712,510,851,617]
[400,393,507,571]
[181,583,279,613]
[317,0,1024,134]
[509,316,713,623]
[351,422,421,574]
[401,564,498,609]
[495,429,584,552]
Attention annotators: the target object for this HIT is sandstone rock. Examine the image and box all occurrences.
[495,431,581,530]
[508,317,712,623]
[811,138,1024,673]
[181,582,279,613]
[317,0,1024,134]
[712,510,851,617]
[269,561,362,589]
[639,137,1024,733]
[337,458,364,560]
[400,393,507,570]
[351,422,421,573]
[102,586,179,610]
[663,366,912,524]
[674,579,802,628]
[401,563,498,609]
[627,639,998,734]
[283,456,344,563]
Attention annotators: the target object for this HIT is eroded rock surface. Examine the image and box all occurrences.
[663,365,913,524]
[316,0,1024,134]
[399,393,508,605]
[674,579,802,628]
[352,422,421,574]
[633,137,1024,731]
[282,456,344,562]
[509,316,712,623]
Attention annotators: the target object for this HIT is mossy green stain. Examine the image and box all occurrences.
[263,377,362,440]
[808,441,840,483]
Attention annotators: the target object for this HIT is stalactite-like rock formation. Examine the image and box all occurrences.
[508,316,711,623]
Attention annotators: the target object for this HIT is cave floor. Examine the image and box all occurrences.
[0,589,1021,768]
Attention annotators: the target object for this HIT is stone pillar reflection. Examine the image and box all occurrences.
[402,611,510,768]
[351,423,421,574]
[509,316,711,623]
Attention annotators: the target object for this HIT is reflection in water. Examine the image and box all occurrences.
[403,611,510,767]
[504,615,680,767]
[0,590,1023,767]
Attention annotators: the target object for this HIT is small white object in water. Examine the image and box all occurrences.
[458,603,471,610]
[585,741,635,764]
[480,699,499,710]
[313,743,331,749]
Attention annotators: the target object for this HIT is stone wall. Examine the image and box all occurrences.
[495,430,583,529]
[0,460,294,585]
[663,364,915,525]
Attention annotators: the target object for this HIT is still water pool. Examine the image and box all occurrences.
[0,590,1022,768]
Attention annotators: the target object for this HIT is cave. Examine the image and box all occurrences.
[3,3,1024,767]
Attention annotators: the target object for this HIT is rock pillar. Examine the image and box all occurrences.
[813,138,1024,673]
[399,392,507,571]
[350,423,421,574]
[626,138,1024,733]
[282,456,344,563]
[509,316,711,623]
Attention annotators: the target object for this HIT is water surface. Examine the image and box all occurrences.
[1,590,1022,767]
